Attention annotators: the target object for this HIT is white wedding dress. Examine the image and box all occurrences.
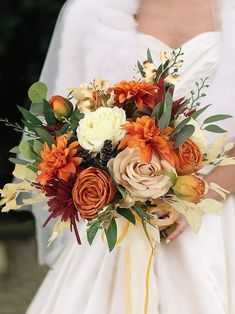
[26,1,235,313]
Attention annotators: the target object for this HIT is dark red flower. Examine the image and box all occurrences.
[38,175,81,244]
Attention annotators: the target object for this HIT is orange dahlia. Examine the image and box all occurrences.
[111,81,158,111]
[119,116,174,165]
[37,135,82,185]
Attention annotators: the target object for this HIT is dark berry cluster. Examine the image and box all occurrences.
[77,149,92,163]
[100,140,113,166]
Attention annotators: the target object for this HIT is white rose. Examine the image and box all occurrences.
[77,107,126,152]
[108,147,176,202]
[175,115,207,153]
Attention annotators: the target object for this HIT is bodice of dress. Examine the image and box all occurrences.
[136,31,221,100]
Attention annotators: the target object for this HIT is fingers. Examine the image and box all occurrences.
[165,216,187,244]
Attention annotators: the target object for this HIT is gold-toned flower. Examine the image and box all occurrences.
[71,79,110,113]
[108,147,175,202]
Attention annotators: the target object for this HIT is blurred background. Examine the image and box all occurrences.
[0,1,65,313]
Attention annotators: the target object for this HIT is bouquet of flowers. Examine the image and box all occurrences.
[1,49,234,313]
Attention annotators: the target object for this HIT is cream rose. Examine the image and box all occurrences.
[77,107,126,152]
[175,115,207,153]
[108,147,176,202]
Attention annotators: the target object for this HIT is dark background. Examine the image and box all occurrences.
[0,2,66,313]
[0,0,65,185]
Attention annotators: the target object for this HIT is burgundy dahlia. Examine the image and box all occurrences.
[40,175,81,244]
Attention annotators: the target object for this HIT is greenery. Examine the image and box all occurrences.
[0,0,65,185]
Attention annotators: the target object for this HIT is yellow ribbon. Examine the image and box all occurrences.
[101,204,176,314]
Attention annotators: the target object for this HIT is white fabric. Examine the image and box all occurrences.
[28,0,235,313]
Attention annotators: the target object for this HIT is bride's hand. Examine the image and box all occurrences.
[164,213,188,244]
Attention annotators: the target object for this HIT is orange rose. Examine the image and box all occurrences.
[49,95,72,120]
[72,167,116,219]
[173,175,206,203]
[173,139,203,175]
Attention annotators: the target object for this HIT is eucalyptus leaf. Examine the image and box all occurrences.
[70,110,84,130]
[33,140,44,156]
[158,92,173,130]
[173,125,195,149]
[56,122,70,136]
[87,224,99,245]
[133,205,152,219]
[9,157,29,166]
[35,127,56,146]
[203,114,232,124]
[17,106,42,126]
[204,125,227,133]
[171,117,191,137]
[137,61,146,77]
[191,104,211,120]
[9,146,20,154]
[19,141,37,160]
[28,82,48,103]
[105,218,117,252]
[43,99,57,126]
[30,102,44,116]
[117,208,136,225]
[147,48,153,63]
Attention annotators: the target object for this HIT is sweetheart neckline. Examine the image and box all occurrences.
[136,31,220,50]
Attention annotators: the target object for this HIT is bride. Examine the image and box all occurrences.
[27,0,235,313]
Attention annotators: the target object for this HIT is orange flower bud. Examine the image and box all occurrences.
[173,175,206,203]
[49,95,72,120]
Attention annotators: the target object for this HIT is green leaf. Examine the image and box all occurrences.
[27,164,39,173]
[30,102,44,116]
[87,224,99,245]
[152,101,164,120]
[117,208,136,225]
[173,125,195,149]
[171,117,191,137]
[9,157,29,165]
[204,125,227,133]
[191,104,211,120]
[147,48,153,63]
[203,114,232,124]
[70,110,84,130]
[137,61,146,77]
[56,122,70,136]
[9,146,20,154]
[105,218,117,252]
[17,106,42,126]
[33,140,44,156]
[165,171,177,185]
[28,82,48,103]
[35,127,56,146]
[133,205,152,219]
[19,141,37,160]
[158,91,173,130]
[43,99,57,126]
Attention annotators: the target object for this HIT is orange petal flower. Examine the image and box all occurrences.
[119,116,174,165]
[72,167,116,219]
[37,136,82,185]
[111,81,158,111]
[173,140,203,175]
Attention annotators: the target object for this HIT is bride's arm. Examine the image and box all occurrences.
[165,147,235,244]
